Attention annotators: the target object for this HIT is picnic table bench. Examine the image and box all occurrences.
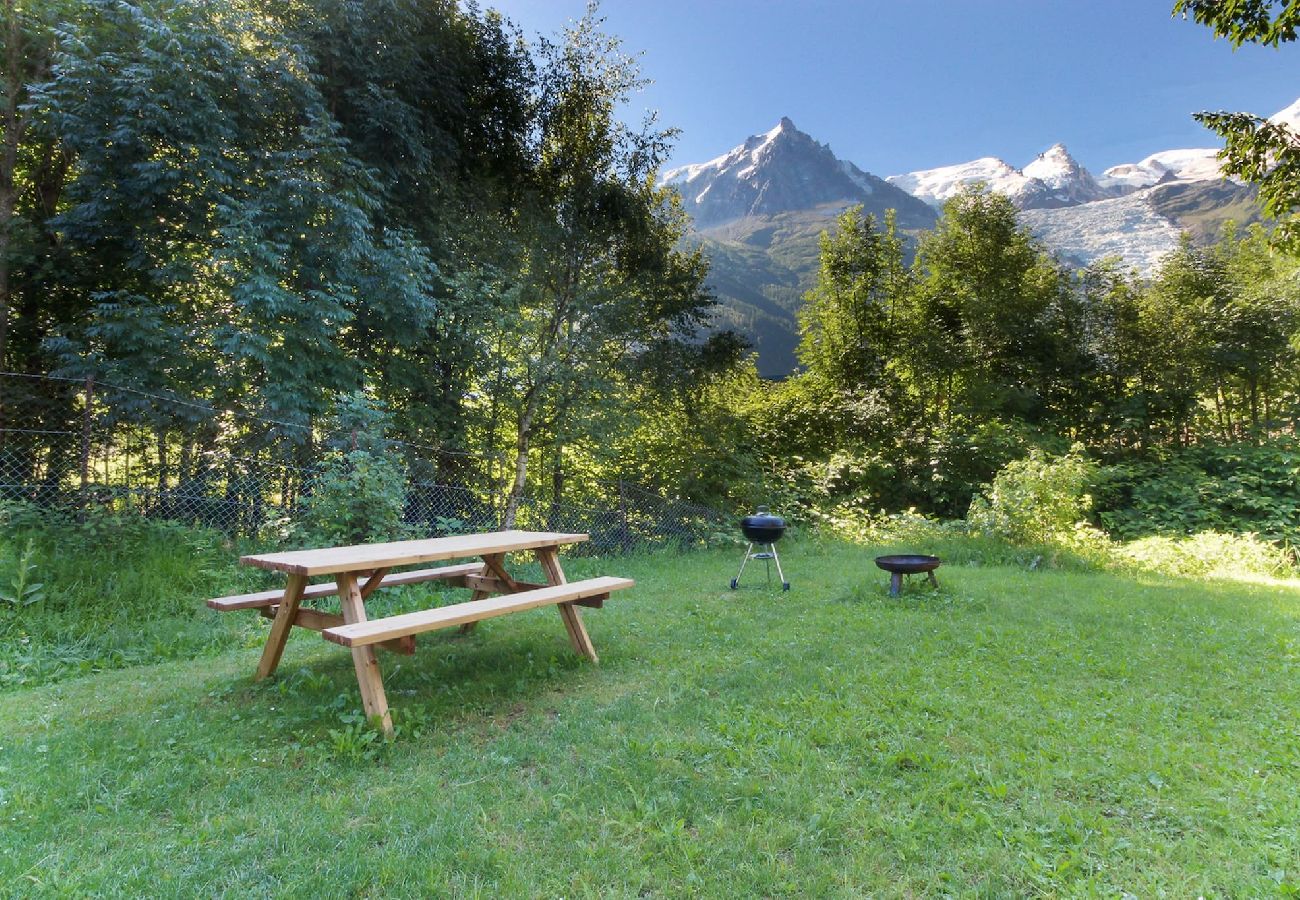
[208,530,633,735]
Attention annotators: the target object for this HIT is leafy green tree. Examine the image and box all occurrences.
[44,0,437,432]
[494,6,723,526]
[907,187,1063,426]
[797,207,909,397]
[1207,225,1300,434]
[1076,260,1154,447]
[285,0,537,459]
[296,392,409,546]
[1174,0,1300,249]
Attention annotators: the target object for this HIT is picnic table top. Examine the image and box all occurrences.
[241,530,589,576]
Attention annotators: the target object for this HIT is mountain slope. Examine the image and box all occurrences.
[668,99,1292,378]
[666,120,937,377]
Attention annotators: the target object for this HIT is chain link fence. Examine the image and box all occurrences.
[0,372,733,554]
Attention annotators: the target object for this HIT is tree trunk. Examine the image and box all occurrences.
[0,0,23,379]
[501,391,542,529]
[1262,379,1271,437]
[1248,377,1259,437]
[156,427,169,505]
[548,444,564,531]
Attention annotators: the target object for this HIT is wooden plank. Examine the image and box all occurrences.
[208,562,485,611]
[259,605,342,631]
[241,531,589,576]
[257,605,414,655]
[359,567,391,599]
[208,580,338,611]
[338,573,393,736]
[463,573,544,595]
[537,547,598,663]
[255,574,307,680]
[480,553,520,591]
[322,577,634,648]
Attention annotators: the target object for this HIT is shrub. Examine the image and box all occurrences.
[966,444,1098,546]
[1096,438,1300,552]
[294,392,412,546]
[1113,531,1293,579]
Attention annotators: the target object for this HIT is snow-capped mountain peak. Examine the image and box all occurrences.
[1270,97,1300,129]
[663,118,935,230]
[888,143,1110,210]
[663,116,800,188]
[1095,94,1300,191]
[884,156,1030,207]
[1023,143,1080,186]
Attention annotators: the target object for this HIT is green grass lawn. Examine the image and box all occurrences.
[2,537,1299,895]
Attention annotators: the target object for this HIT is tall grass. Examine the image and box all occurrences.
[0,507,266,687]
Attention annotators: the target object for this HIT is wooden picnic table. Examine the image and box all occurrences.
[209,530,633,736]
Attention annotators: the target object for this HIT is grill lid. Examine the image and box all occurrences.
[740,506,786,542]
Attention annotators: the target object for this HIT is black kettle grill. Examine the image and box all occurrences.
[730,506,790,591]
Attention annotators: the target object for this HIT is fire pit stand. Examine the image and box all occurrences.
[874,555,941,596]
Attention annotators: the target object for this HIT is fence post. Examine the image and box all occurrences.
[618,478,630,553]
[78,374,94,521]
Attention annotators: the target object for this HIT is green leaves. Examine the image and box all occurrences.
[294,392,411,546]
[967,445,1098,546]
[1173,0,1299,47]
[1192,111,1300,252]
[1175,1,1300,250]
[0,538,45,613]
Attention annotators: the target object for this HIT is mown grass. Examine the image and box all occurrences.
[2,535,1299,895]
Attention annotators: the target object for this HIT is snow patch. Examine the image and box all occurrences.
[840,160,875,196]
[1269,96,1300,129]
[886,157,1031,207]
[1020,191,1181,274]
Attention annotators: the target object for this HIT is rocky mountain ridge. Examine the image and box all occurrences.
[663,118,935,230]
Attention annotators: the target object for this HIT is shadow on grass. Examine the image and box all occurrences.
[212,625,598,742]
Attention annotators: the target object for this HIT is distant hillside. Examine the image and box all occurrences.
[691,208,839,377]
[665,120,936,378]
[1148,180,1266,244]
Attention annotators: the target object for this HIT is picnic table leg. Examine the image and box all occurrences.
[536,548,598,663]
[461,553,518,636]
[338,572,394,737]
[255,573,307,680]
[458,590,490,634]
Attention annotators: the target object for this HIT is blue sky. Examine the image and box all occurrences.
[487,0,1298,176]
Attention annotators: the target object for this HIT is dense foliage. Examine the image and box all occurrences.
[0,0,1297,555]
[1174,0,1300,250]
[0,0,735,520]
[737,197,1300,550]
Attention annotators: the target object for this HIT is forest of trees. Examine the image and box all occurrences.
[0,0,741,523]
[767,198,1298,530]
[0,0,1297,548]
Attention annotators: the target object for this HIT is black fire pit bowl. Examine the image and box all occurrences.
[874,554,941,596]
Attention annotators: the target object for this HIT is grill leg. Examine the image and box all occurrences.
[889,573,903,596]
[731,543,754,589]
[770,544,789,591]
